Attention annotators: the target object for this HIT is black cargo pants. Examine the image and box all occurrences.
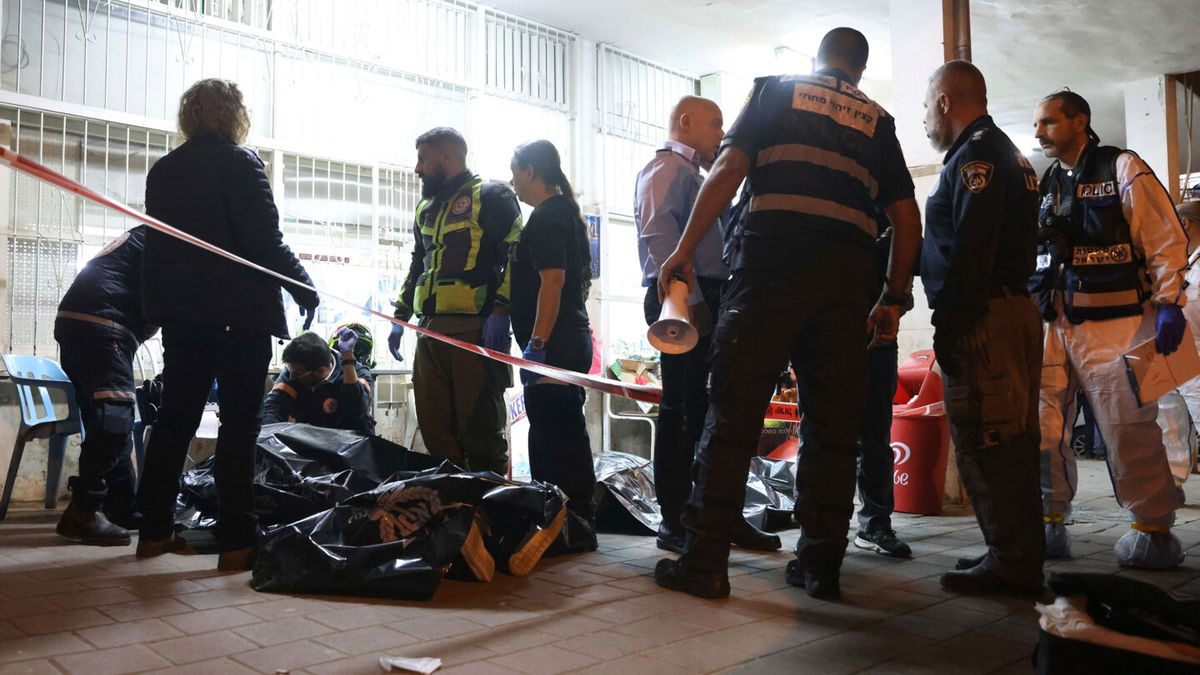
[680,238,874,573]
[55,321,139,515]
[939,292,1045,586]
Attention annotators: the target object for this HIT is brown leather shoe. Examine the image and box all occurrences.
[135,534,197,558]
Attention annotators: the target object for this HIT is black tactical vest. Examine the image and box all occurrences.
[1031,145,1146,323]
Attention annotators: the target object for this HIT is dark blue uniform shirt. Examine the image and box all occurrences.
[57,225,156,343]
[721,68,914,269]
[263,355,375,436]
[921,115,1039,336]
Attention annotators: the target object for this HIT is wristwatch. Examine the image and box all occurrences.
[530,336,547,350]
[879,292,914,312]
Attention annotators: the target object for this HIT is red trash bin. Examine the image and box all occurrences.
[891,350,951,515]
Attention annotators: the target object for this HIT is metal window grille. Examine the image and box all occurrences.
[484,9,572,110]
[597,44,698,146]
[377,165,419,250]
[271,0,474,85]
[602,133,658,215]
[274,45,470,163]
[154,0,272,29]
[6,236,76,356]
[0,106,170,354]
[281,153,373,250]
[2,0,274,130]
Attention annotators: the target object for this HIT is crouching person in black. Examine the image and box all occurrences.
[55,225,159,546]
[263,329,375,436]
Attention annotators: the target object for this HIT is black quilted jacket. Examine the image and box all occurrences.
[142,133,316,338]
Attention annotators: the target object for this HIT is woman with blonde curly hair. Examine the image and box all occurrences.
[176,78,251,144]
[134,79,319,570]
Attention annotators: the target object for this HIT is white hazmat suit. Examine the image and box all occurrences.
[1039,152,1188,569]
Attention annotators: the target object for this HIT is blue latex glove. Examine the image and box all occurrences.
[520,345,546,387]
[387,323,405,362]
[336,326,358,354]
[1155,303,1186,355]
[298,303,317,331]
[482,312,512,353]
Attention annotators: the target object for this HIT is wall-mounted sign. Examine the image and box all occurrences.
[585,214,601,279]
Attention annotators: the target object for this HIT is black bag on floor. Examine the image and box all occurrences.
[592,451,798,535]
[176,423,439,528]
[251,464,569,600]
[1033,572,1200,674]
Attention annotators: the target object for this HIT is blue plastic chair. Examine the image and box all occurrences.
[1,354,85,520]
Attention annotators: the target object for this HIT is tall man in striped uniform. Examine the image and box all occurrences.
[654,27,922,599]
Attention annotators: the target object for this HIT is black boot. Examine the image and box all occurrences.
[654,535,731,599]
[730,519,782,551]
[785,559,841,599]
[56,503,131,547]
[939,565,1043,596]
[654,558,730,598]
[955,553,987,570]
[656,521,687,554]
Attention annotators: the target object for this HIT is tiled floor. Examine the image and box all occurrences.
[0,460,1197,674]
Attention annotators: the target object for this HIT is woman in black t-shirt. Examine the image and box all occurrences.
[509,139,597,550]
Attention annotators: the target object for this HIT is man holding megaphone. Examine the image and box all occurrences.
[634,95,781,556]
[652,28,922,600]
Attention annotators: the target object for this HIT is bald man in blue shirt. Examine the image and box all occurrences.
[635,95,780,555]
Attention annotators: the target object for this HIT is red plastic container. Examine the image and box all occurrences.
[891,350,951,515]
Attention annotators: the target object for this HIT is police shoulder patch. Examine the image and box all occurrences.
[960,161,994,193]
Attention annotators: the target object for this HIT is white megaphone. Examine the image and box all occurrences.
[648,278,698,354]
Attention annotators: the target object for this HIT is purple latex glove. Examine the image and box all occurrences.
[520,344,546,387]
[336,327,358,354]
[387,323,404,362]
[482,312,512,353]
[1156,304,1186,355]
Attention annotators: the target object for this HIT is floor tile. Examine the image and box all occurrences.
[146,630,257,665]
[53,644,171,675]
[76,618,183,649]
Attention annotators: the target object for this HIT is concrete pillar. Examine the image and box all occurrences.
[1126,75,1181,202]
[888,0,946,167]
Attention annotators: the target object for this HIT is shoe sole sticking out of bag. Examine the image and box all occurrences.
[460,517,496,582]
[508,506,568,577]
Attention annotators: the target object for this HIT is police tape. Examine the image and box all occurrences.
[762,400,944,423]
[0,145,946,422]
[0,145,654,405]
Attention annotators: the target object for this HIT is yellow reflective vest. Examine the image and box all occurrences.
[394,173,523,320]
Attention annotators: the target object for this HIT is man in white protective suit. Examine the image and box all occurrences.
[1030,90,1190,569]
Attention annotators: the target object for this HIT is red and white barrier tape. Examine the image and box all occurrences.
[0,146,948,422]
[762,400,944,423]
[0,145,662,403]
